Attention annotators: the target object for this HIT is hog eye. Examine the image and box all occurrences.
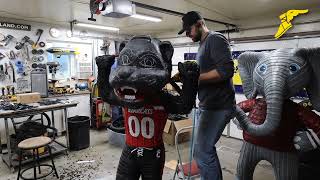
[139,57,156,68]
[119,49,135,66]
[121,55,130,65]
[137,52,162,68]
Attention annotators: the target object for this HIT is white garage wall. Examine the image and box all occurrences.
[232,37,320,50]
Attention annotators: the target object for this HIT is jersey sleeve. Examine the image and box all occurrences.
[237,99,256,113]
[297,105,320,137]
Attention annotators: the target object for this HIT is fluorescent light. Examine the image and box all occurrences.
[76,23,119,31]
[131,14,162,22]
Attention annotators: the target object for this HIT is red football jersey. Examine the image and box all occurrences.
[239,98,320,152]
[124,103,168,148]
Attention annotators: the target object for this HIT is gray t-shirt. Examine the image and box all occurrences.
[196,31,235,110]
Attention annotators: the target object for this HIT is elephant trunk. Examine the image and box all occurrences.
[237,75,285,136]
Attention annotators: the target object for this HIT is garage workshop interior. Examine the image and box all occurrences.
[0,0,319,180]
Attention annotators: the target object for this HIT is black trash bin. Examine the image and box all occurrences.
[68,116,90,151]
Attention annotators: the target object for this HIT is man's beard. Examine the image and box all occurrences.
[192,28,202,42]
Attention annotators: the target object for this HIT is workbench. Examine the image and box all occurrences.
[0,100,78,172]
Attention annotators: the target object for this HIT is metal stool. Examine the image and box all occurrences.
[17,136,59,180]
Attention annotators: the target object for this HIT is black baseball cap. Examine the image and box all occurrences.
[178,11,203,35]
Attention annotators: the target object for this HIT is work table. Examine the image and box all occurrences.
[47,90,91,98]
[0,92,91,172]
[0,100,79,171]
[0,100,78,118]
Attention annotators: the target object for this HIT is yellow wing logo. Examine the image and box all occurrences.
[274,9,309,39]
[233,59,242,85]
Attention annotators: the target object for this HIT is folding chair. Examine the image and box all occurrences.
[173,125,200,179]
[173,106,202,179]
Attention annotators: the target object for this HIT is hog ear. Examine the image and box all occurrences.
[159,41,173,64]
[119,41,127,52]
[159,41,173,74]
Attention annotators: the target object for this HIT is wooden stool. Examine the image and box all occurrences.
[17,136,59,180]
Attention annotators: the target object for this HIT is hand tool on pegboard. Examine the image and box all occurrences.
[11,86,15,95]
[15,36,34,50]
[39,42,46,47]
[0,52,5,60]
[3,35,15,46]
[1,87,5,97]
[32,29,43,49]
[6,50,17,60]
[22,45,31,62]
[25,36,34,46]
[38,56,44,62]
[9,62,15,83]
[0,65,5,81]
[4,63,10,80]
[31,49,44,55]
[6,86,10,96]
[10,50,16,59]
[15,60,24,74]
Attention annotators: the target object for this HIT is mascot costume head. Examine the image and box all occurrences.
[109,36,173,107]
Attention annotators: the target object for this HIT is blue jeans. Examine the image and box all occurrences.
[194,108,234,180]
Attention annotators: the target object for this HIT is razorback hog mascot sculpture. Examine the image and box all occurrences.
[233,48,320,180]
[96,36,199,180]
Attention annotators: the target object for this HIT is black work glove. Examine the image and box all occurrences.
[178,61,200,83]
[95,55,116,101]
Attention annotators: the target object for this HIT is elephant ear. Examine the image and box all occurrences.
[295,48,320,111]
[238,52,265,99]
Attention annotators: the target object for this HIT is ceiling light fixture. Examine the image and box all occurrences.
[131,14,162,22]
[76,23,119,31]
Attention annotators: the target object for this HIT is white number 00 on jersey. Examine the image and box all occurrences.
[128,116,155,139]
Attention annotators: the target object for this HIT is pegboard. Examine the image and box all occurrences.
[0,18,120,95]
[0,29,47,94]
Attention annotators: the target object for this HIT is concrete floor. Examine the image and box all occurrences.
[0,130,275,180]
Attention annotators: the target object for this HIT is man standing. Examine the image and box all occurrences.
[178,11,236,180]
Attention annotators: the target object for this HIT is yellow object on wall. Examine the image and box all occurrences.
[233,59,242,85]
[274,9,309,39]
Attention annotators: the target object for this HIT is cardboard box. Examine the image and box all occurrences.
[16,92,41,104]
[163,118,193,145]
